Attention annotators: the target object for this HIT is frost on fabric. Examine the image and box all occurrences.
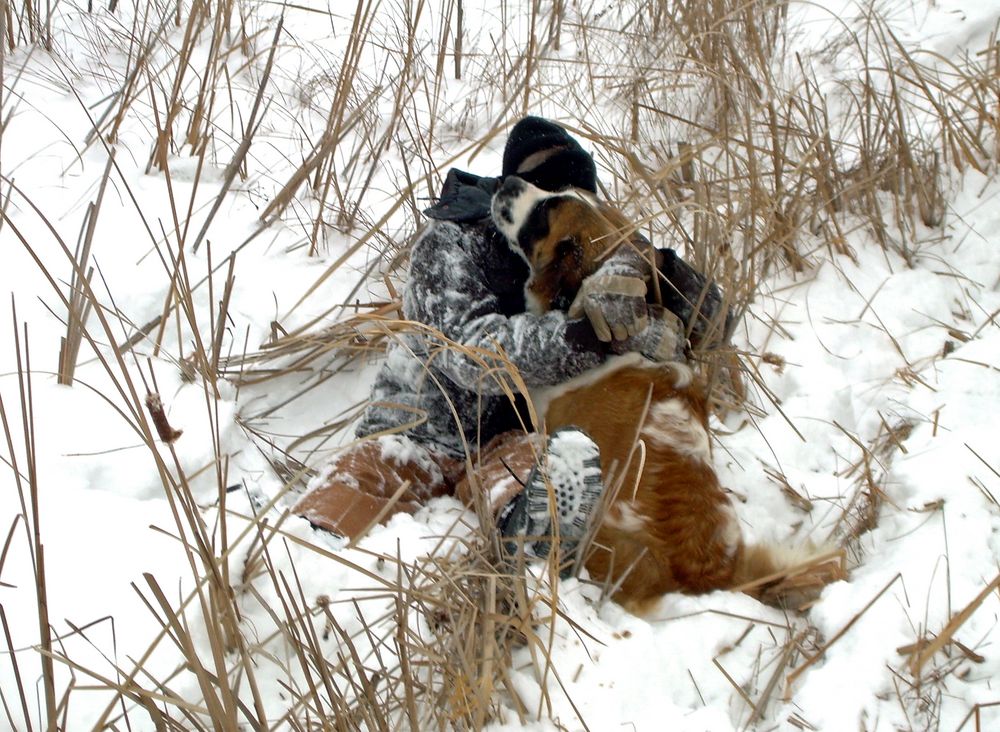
[357,219,609,459]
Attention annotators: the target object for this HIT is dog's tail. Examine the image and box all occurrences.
[730,542,847,611]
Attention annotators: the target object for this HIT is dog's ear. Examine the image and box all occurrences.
[550,237,587,310]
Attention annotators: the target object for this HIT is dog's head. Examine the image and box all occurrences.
[491,176,639,313]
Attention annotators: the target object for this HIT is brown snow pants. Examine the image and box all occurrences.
[294,431,543,539]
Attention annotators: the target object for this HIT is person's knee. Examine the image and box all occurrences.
[294,434,455,538]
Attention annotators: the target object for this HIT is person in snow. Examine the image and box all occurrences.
[294,116,729,565]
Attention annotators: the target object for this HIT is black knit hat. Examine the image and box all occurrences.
[501,116,598,193]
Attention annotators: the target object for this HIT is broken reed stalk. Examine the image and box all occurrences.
[5,304,59,730]
[907,571,1000,677]
[90,4,175,146]
[58,150,115,386]
[745,628,804,727]
[0,605,34,731]
[209,250,237,380]
[454,0,463,80]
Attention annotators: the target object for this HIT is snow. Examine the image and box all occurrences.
[2,0,1000,730]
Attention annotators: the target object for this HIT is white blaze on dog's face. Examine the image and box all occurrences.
[491,176,635,313]
[490,176,556,253]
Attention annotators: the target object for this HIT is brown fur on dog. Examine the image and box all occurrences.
[495,178,845,613]
[521,195,638,313]
[544,362,740,609]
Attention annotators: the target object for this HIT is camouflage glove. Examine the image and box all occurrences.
[612,305,685,362]
[568,240,655,342]
[568,274,648,342]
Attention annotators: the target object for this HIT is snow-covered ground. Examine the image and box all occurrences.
[2,1,999,729]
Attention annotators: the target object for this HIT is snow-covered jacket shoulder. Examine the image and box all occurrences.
[356,219,606,458]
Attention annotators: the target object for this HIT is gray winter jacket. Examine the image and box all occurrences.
[355,218,608,459]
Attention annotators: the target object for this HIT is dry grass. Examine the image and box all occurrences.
[2,0,999,728]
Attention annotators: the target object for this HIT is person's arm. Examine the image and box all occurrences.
[570,237,733,350]
[656,247,732,348]
[403,222,607,394]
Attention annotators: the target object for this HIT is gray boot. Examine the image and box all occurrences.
[498,427,603,571]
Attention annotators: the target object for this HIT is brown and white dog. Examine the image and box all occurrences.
[492,176,843,614]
